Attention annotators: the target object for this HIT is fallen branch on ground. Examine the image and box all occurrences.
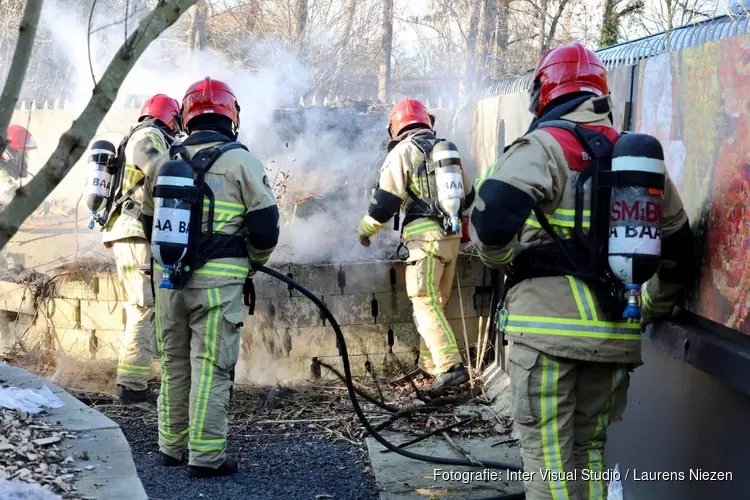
[442,431,484,467]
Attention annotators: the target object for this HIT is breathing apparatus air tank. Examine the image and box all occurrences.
[430,141,465,233]
[607,133,666,320]
[84,140,117,229]
[151,158,195,289]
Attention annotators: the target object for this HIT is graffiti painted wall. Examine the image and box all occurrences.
[634,36,750,335]
[462,33,750,337]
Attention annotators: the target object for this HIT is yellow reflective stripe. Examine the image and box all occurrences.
[120,265,143,273]
[582,282,600,322]
[191,288,221,443]
[214,212,230,232]
[153,261,249,278]
[189,441,226,452]
[587,367,625,500]
[207,199,245,211]
[123,166,144,192]
[117,367,150,376]
[409,176,429,197]
[437,344,460,354]
[478,248,513,266]
[541,355,571,500]
[567,276,587,321]
[249,254,271,265]
[476,160,500,193]
[117,363,150,374]
[506,315,640,339]
[193,269,248,278]
[159,427,189,445]
[159,427,189,439]
[204,262,249,272]
[567,277,597,322]
[360,215,383,236]
[144,132,167,153]
[426,242,458,348]
[403,220,441,238]
[526,209,591,229]
[154,288,172,436]
[641,287,672,313]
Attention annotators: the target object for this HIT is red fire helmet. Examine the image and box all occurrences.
[6,125,36,151]
[530,42,608,117]
[139,94,181,132]
[388,98,433,138]
[181,77,240,132]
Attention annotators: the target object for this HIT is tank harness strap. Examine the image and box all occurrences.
[503,118,635,320]
[105,123,174,230]
[169,141,250,289]
[243,277,256,315]
[400,137,443,232]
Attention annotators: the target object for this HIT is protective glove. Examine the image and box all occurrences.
[358,232,371,247]
[639,301,673,332]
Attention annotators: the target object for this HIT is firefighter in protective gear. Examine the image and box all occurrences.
[142,77,279,477]
[470,42,696,500]
[357,98,476,391]
[0,125,36,210]
[102,94,180,404]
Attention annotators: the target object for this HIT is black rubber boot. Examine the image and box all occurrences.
[430,364,470,391]
[160,452,183,467]
[188,457,238,478]
[118,386,156,405]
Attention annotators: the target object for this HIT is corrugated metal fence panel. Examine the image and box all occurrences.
[485,14,750,98]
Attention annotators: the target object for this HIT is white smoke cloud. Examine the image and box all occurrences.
[37,0,394,265]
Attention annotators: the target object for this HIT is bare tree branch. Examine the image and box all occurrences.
[0,0,43,152]
[0,0,199,250]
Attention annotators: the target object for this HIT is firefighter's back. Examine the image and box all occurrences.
[502,98,642,365]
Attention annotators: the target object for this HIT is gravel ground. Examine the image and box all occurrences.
[108,412,380,500]
[92,384,382,500]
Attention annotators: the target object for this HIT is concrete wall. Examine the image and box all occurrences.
[0,255,494,382]
[606,337,750,499]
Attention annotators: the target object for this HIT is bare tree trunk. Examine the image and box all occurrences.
[545,0,570,50]
[0,0,43,152]
[188,0,207,51]
[294,0,308,59]
[459,0,482,103]
[377,0,393,103]
[491,0,509,79]
[600,0,644,47]
[329,0,357,99]
[476,0,493,87]
[562,3,573,43]
[0,0,198,249]
[538,0,548,57]
[600,0,619,46]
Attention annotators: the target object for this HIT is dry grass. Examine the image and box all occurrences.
[1,344,120,395]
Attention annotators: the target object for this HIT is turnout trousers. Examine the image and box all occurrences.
[155,283,244,468]
[507,342,630,500]
[405,238,463,375]
[112,238,155,391]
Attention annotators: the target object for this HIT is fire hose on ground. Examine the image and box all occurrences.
[253,264,526,500]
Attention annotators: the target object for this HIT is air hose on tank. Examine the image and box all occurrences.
[253,265,525,500]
